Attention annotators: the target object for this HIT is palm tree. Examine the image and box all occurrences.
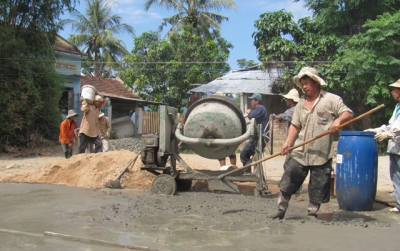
[61,0,134,77]
[144,0,237,39]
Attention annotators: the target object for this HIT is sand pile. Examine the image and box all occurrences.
[0,150,155,190]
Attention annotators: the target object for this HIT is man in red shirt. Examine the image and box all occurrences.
[59,109,78,159]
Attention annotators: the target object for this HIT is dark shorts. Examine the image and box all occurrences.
[278,158,332,203]
[218,153,236,161]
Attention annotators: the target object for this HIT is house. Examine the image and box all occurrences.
[54,35,163,138]
[81,76,164,138]
[189,67,288,116]
[54,35,87,122]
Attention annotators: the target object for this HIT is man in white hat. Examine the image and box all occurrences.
[270,66,353,219]
[78,95,106,154]
[364,79,400,213]
[98,113,111,152]
[59,109,78,159]
[273,88,300,128]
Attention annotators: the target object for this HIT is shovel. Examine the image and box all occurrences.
[218,104,385,180]
[106,153,139,189]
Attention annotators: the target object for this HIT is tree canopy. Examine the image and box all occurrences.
[0,0,76,150]
[236,58,259,69]
[119,26,232,111]
[61,0,134,77]
[144,0,237,39]
[252,1,400,129]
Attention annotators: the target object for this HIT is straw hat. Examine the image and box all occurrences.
[282,89,300,102]
[389,79,400,88]
[215,92,224,96]
[293,67,327,87]
[66,109,78,119]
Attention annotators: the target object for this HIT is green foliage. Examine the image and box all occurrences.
[119,26,232,112]
[0,0,75,150]
[236,58,259,69]
[61,0,134,77]
[253,2,400,129]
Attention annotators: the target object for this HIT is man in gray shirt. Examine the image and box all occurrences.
[270,67,353,220]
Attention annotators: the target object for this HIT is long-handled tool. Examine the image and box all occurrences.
[218,104,385,180]
[106,153,140,189]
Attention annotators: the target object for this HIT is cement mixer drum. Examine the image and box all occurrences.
[184,95,246,159]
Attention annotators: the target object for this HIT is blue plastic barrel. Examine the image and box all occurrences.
[336,131,378,211]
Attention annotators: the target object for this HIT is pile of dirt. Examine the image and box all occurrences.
[0,150,155,190]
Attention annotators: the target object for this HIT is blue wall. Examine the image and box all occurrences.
[55,51,85,126]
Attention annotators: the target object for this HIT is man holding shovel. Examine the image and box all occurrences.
[270,67,353,219]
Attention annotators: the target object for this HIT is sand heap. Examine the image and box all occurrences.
[0,150,155,190]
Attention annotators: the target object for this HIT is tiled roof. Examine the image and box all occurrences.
[54,35,85,56]
[81,76,138,99]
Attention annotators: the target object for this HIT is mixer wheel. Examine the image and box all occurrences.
[176,179,192,191]
[151,174,177,195]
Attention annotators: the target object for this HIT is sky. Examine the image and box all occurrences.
[59,0,312,70]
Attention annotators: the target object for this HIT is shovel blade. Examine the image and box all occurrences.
[207,180,239,193]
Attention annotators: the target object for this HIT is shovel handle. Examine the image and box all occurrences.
[218,104,385,180]
[116,154,139,180]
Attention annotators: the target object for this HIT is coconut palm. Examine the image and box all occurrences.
[144,0,237,39]
[61,0,134,77]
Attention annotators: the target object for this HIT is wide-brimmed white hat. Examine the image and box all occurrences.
[389,79,400,88]
[293,67,327,87]
[66,109,78,119]
[282,88,300,102]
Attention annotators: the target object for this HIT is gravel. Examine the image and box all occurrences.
[109,137,143,153]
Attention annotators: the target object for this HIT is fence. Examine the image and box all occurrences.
[136,109,185,135]
[141,111,160,134]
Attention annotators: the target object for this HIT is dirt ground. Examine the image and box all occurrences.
[0,146,399,250]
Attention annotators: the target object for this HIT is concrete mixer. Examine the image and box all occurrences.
[140,95,269,196]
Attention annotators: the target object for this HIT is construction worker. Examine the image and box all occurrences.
[270,67,353,219]
[99,113,111,152]
[272,88,300,128]
[240,93,268,167]
[78,95,106,153]
[59,109,78,159]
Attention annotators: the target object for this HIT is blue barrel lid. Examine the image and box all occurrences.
[340,130,374,136]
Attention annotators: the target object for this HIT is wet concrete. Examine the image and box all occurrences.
[0,182,399,250]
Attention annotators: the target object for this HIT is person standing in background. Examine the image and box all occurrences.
[272,88,301,193]
[218,153,237,167]
[364,79,400,213]
[59,109,78,159]
[272,88,300,128]
[78,95,106,153]
[213,92,238,168]
[240,93,268,167]
[99,112,111,152]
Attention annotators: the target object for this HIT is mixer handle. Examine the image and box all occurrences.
[175,119,256,146]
